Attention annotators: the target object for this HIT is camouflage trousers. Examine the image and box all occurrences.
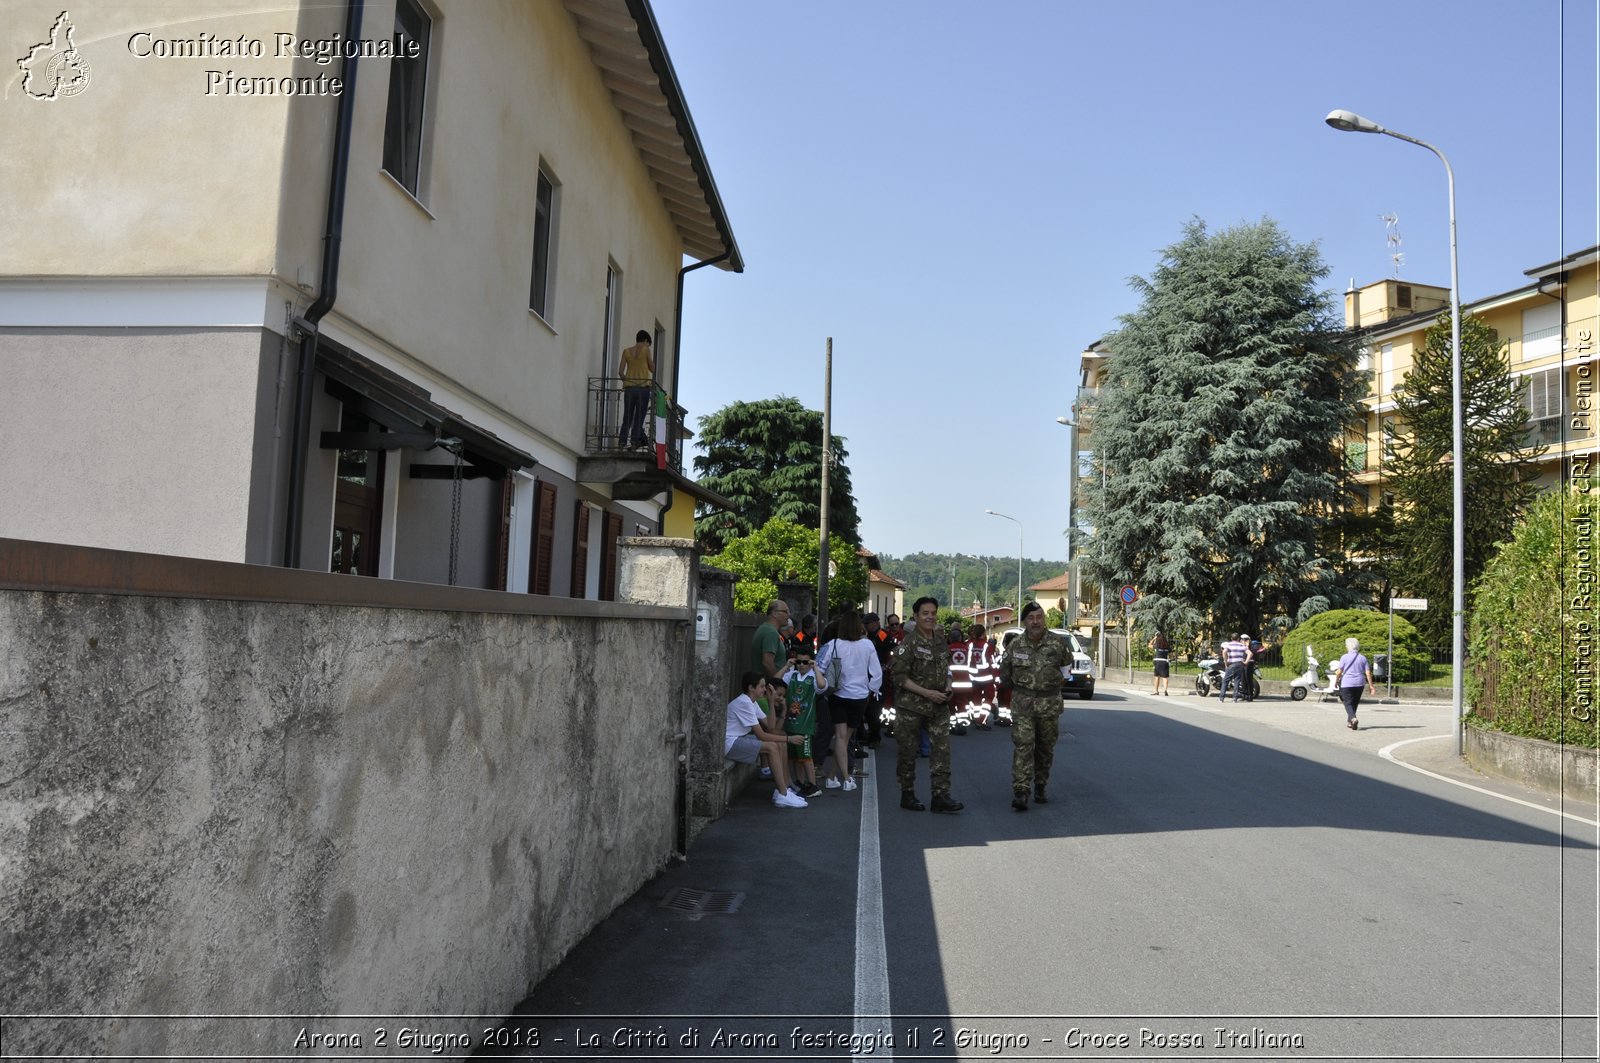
[895,708,952,795]
[1011,694,1062,793]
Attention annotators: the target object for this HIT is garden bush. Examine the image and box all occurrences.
[1281,608,1429,682]
[1467,490,1598,747]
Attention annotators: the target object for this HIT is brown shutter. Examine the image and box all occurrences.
[600,511,623,601]
[570,501,591,598]
[530,481,557,595]
[496,478,514,591]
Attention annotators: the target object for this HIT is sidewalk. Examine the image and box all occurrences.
[1112,684,1600,823]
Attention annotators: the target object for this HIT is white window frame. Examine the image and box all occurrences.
[381,0,439,201]
[529,164,559,322]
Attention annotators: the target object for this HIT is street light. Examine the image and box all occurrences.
[984,509,1023,624]
[1055,416,1080,629]
[1059,416,1108,676]
[1325,108,1465,756]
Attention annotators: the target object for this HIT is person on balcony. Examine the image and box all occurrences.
[617,329,654,450]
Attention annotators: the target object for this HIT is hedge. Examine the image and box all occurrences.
[1281,608,1430,681]
[1467,489,1599,748]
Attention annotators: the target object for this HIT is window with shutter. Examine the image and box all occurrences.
[600,512,623,601]
[530,481,557,595]
[571,501,591,598]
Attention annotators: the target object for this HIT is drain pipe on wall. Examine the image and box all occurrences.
[283,0,365,568]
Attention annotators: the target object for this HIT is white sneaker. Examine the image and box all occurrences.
[774,790,807,808]
[842,778,858,792]
[824,777,842,789]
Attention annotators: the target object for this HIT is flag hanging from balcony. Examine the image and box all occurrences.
[653,388,669,470]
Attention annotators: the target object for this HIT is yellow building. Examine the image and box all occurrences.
[1343,246,1599,511]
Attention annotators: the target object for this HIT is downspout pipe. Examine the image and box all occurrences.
[284,0,365,568]
[663,251,732,525]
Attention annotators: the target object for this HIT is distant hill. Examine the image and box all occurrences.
[877,551,1068,612]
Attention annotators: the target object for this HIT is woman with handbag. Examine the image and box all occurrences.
[1334,636,1377,730]
[816,611,882,791]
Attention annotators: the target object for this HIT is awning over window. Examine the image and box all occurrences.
[315,340,535,478]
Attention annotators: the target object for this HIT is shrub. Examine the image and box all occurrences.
[1281,608,1429,681]
[1467,490,1598,748]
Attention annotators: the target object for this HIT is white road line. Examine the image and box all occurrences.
[1379,734,1600,827]
[853,767,892,1059]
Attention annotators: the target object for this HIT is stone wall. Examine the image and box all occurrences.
[0,539,697,1057]
[1464,724,1600,799]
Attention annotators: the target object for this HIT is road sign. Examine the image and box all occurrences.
[1390,597,1428,611]
[1119,584,1138,605]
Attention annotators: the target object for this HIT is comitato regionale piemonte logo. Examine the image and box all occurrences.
[18,11,92,100]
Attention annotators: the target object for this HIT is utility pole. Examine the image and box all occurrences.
[817,337,832,625]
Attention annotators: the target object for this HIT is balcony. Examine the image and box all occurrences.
[577,377,732,510]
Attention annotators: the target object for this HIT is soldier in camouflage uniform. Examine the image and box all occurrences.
[998,601,1069,811]
[892,596,964,813]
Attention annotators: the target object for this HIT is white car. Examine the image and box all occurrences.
[998,627,1097,701]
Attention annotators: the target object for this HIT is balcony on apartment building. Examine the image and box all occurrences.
[577,376,696,503]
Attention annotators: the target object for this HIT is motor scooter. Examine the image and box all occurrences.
[1195,654,1261,700]
[1288,647,1339,701]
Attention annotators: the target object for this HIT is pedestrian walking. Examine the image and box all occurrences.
[1149,631,1171,696]
[891,597,963,813]
[1334,637,1377,730]
[998,602,1069,811]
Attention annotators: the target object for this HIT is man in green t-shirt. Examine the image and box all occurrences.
[750,599,790,682]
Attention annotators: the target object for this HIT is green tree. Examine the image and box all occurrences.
[692,397,860,553]
[705,517,867,615]
[1467,490,1596,747]
[1080,218,1367,640]
[1384,312,1544,646]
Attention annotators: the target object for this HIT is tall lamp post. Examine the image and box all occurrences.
[1055,416,1080,629]
[1325,108,1464,756]
[984,509,1023,623]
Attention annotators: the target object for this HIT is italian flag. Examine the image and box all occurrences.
[654,388,669,469]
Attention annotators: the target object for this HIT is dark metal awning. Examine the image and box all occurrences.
[315,341,535,479]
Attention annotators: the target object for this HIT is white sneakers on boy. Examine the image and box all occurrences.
[823,777,842,789]
[842,778,858,792]
[773,789,807,808]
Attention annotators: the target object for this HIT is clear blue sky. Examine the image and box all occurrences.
[656,0,1598,567]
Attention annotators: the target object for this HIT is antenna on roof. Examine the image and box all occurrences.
[1381,212,1404,277]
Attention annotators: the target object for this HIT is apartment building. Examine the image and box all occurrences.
[1344,246,1598,509]
[1,0,738,596]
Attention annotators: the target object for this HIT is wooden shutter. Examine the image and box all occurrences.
[570,501,591,598]
[496,478,514,591]
[600,511,623,601]
[530,481,557,595]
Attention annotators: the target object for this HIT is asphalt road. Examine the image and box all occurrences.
[492,688,1599,1063]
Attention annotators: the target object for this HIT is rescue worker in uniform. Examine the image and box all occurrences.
[892,596,963,813]
[998,601,1069,811]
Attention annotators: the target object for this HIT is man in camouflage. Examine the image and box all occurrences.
[892,596,964,813]
[998,601,1069,811]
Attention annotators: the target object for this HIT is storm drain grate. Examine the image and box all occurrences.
[659,888,745,918]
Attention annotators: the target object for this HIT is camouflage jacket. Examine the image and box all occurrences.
[893,627,951,715]
[999,632,1069,695]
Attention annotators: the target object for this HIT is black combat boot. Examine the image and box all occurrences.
[900,790,925,811]
[1012,791,1029,812]
[1034,783,1048,804]
[930,792,964,814]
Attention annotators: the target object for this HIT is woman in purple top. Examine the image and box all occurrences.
[1335,636,1377,730]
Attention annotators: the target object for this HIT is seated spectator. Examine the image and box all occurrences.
[726,672,808,808]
